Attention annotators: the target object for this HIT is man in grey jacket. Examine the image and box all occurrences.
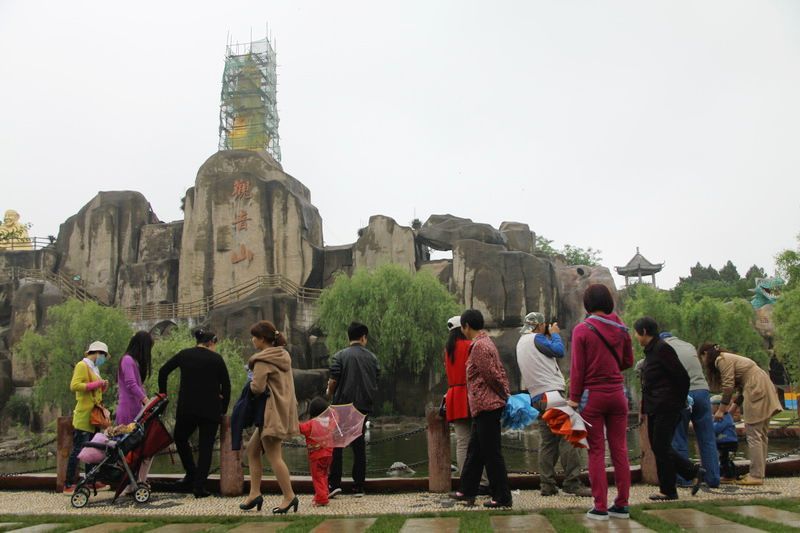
[516,311,590,497]
[662,332,720,487]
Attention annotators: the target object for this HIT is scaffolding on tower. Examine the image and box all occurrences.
[218,34,281,162]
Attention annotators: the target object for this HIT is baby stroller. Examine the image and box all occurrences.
[70,393,173,508]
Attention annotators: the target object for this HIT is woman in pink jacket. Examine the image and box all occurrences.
[569,284,634,521]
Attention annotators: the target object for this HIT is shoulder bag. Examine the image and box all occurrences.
[84,363,112,429]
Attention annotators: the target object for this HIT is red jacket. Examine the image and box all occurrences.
[298,420,334,461]
[569,313,634,403]
[444,338,472,421]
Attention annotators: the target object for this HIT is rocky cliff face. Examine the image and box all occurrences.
[354,216,416,274]
[116,222,182,307]
[555,264,618,337]
[178,151,323,303]
[56,191,158,304]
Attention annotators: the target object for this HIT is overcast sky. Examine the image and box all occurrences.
[2,0,799,289]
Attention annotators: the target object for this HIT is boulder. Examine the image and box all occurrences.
[117,222,183,307]
[293,369,329,414]
[754,304,775,340]
[56,191,158,304]
[417,214,507,251]
[418,259,452,287]
[322,245,354,288]
[555,264,618,338]
[452,239,559,328]
[499,222,535,254]
[353,216,416,274]
[178,150,323,303]
[9,283,43,386]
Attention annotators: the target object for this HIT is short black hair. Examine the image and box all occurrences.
[633,316,660,337]
[347,322,369,341]
[583,284,615,314]
[308,397,329,418]
[460,309,484,331]
[193,327,217,345]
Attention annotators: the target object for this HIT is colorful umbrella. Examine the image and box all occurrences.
[540,391,590,448]
[306,403,366,449]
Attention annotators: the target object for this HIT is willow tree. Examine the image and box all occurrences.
[318,264,460,403]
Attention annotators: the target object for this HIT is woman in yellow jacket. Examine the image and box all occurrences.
[64,341,110,493]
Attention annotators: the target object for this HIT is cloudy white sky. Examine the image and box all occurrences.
[1,0,799,289]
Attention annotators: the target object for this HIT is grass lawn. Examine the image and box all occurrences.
[2,498,800,532]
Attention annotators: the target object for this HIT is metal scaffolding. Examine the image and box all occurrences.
[218,35,281,161]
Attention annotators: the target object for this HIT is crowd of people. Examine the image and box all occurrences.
[61,283,784,519]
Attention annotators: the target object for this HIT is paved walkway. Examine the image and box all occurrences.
[2,503,800,532]
[0,477,795,517]
[2,478,800,531]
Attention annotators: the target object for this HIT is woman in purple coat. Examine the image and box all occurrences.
[117,331,154,492]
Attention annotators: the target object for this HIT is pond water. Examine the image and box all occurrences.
[3,420,799,479]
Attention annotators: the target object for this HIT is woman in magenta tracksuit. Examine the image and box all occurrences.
[569,284,634,521]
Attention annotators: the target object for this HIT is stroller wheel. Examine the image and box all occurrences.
[70,488,90,508]
[134,486,151,503]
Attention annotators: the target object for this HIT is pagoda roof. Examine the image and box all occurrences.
[615,247,664,275]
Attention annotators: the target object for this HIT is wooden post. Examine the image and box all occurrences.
[426,407,451,493]
[638,414,658,485]
[56,416,74,492]
[219,415,244,496]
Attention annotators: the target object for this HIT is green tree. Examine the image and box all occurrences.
[147,325,247,425]
[14,299,132,415]
[719,260,741,283]
[318,264,460,378]
[534,235,557,255]
[745,265,766,283]
[561,244,603,266]
[621,284,681,359]
[775,233,800,290]
[774,287,800,383]
[716,299,768,368]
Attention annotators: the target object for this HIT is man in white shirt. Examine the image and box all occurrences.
[516,311,590,497]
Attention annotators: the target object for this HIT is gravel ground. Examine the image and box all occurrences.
[0,478,797,517]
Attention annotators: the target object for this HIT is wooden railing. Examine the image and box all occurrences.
[0,236,56,251]
[3,268,322,322]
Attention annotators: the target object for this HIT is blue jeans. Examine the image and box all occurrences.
[672,389,720,487]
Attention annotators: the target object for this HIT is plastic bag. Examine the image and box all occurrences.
[501,393,539,430]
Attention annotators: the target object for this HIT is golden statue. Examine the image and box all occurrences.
[0,209,33,250]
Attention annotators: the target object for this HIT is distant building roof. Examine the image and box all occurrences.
[615,247,664,276]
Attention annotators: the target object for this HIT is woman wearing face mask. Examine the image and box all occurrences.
[63,340,111,494]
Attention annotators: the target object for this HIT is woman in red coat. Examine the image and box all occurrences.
[444,316,488,490]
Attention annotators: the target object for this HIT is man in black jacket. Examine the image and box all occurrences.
[634,317,703,501]
[326,322,380,497]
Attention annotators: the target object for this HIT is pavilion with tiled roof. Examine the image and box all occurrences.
[615,247,664,287]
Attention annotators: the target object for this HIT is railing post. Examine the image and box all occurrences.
[426,406,451,493]
[57,416,74,492]
[639,414,658,485]
[219,415,244,496]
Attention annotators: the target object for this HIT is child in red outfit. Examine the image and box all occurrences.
[298,398,334,506]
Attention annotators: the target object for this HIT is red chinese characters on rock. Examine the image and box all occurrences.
[230,180,255,265]
[231,179,252,200]
[231,244,255,265]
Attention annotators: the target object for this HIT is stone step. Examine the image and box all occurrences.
[310,518,377,533]
[491,515,556,532]
[644,508,761,532]
[725,505,800,528]
[399,517,459,532]
[573,513,653,531]
[226,522,290,533]
[6,526,62,533]
[70,524,146,533]
[146,525,218,533]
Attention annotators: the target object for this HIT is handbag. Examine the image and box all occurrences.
[84,362,112,429]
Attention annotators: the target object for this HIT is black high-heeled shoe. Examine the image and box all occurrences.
[239,495,264,511]
[272,495,299,514]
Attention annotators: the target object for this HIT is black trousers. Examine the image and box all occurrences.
[329,418,367,490]
[460,407,511,504]
[648,411,697,497]
[718,441,738,479]
[173,413,219,492]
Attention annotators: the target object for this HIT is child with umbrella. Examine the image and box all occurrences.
[299,399,366,506]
